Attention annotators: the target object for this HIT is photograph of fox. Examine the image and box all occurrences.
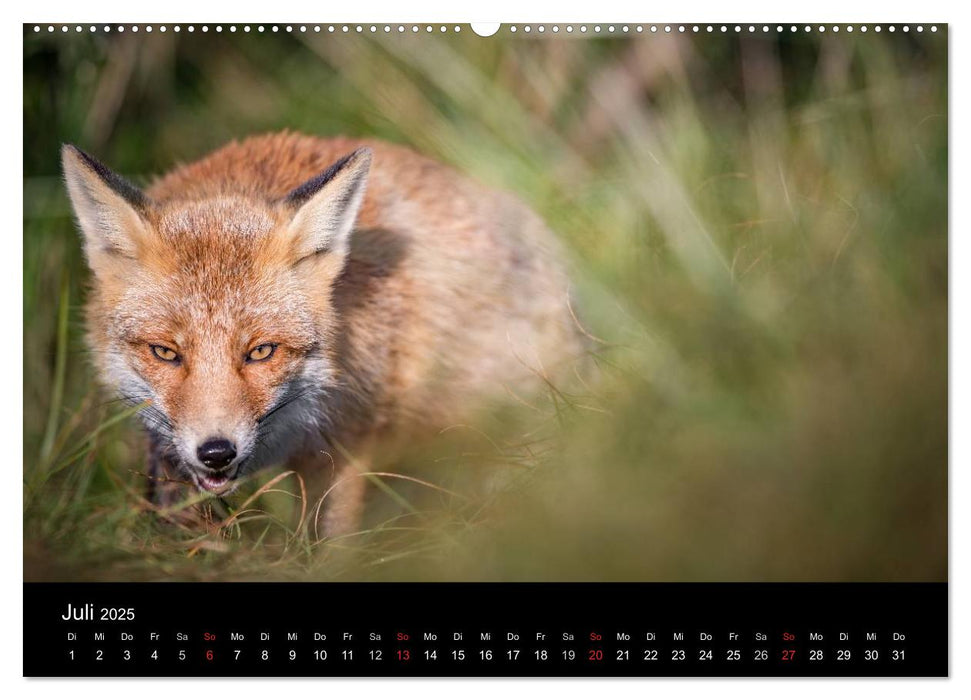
[61,132,583,537]
[24,26,946,582]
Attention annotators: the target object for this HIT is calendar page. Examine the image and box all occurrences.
[22,20,948,677]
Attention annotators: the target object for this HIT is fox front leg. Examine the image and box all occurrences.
[146,435,185,507]
[145,434,211,526]
[290,445,370,540]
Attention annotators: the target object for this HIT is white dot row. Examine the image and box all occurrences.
[31,24,465,34]
[510,24,939,34]
[30,24,941,35]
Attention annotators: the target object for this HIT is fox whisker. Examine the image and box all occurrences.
[257,385,321,425]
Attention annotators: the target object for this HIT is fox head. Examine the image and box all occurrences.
[62,144,372,494]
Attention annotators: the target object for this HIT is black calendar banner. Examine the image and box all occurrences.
[24,582,947,677]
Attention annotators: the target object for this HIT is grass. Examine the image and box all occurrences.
[23,27,947,581]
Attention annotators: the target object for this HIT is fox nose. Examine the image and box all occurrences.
[196,438,237,470]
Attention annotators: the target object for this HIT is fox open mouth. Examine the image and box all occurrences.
[195,469,238,494]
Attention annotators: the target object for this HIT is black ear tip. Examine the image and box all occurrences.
[285,146,373,206]
[61,144,102,172]
[60,145,149,210]
[350,147,373,171]
[61,145,92,175]
[61,143,82,162]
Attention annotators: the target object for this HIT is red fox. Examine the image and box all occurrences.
[62,132,583,535]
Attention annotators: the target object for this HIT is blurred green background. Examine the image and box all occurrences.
[23,25,947,581]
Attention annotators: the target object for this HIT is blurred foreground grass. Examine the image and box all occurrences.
[23,27,947,581]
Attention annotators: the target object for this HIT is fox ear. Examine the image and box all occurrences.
[284,147,372,264]
[61,145,151,270]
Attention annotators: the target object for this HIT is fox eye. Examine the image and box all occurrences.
[246,343,277,363]
[151,345,180,363]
